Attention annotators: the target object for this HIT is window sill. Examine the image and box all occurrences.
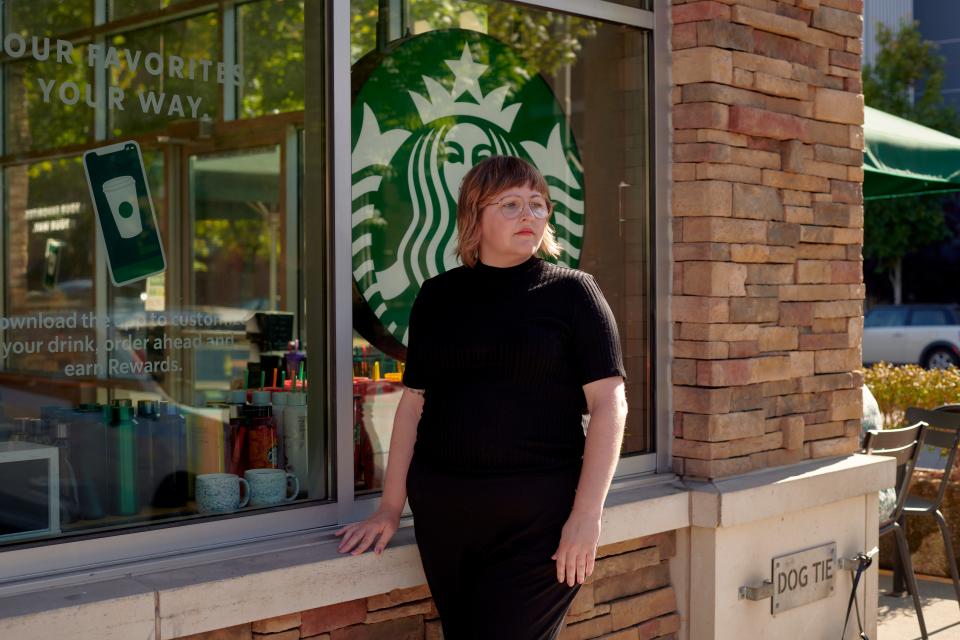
[0,473,689,640]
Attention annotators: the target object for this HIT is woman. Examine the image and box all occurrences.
[335,156,628,639]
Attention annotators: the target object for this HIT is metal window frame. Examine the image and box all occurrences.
[0,0,669,587]
[335,0,661,486]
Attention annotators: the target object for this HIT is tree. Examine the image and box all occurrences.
[863,21,956,304]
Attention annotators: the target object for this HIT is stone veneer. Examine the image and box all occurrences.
[670,0,865,479]
[174,532,678,640]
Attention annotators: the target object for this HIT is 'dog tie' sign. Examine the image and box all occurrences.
[771,542,837,614]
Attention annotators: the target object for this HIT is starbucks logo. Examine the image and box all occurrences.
[352,29,585,358]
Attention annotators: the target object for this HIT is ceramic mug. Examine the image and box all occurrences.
[195,473,250,514]
[244,468,299,507]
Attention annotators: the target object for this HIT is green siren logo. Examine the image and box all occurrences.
[352,29,585,358]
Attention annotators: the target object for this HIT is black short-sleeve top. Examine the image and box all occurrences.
[401,255,626,474]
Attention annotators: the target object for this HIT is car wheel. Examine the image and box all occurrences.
[924,348,960,369]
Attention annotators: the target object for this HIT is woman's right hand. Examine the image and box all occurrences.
[334,508,401,557]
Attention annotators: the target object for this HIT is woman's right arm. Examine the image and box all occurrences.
[334,387,424,556]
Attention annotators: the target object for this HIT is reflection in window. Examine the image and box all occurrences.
[4,46,91,155]
[6,0,91,37]
[238,0,305,118]
[3,157,95,374]
[110,0,196,22]
[349,1,652,495]
[191,146,282,311]
[109,14,220,137]
[0,0,322,550]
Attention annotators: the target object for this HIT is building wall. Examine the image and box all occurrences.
[862,0,911,68]
[914,1,960,109]
[170,0,872,636]
[173,531,680,640]
[670,0,866,480]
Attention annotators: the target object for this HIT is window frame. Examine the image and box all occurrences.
[334,0,663,488]
[0,0,664,586]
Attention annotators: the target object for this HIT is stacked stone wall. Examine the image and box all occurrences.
[670,0,865,479]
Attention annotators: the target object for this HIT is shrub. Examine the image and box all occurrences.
[863,362,960,428]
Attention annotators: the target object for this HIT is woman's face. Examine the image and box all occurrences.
[478,183,549,267]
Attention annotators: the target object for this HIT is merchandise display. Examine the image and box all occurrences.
[0,366,311,538]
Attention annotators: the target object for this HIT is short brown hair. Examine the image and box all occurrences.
[454,156,562,267]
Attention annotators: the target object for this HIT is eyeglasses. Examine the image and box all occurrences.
[483,195,552,220]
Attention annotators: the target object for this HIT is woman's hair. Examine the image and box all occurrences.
[454,155,562,267]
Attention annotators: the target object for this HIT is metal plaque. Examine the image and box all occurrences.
[771,542,836,614]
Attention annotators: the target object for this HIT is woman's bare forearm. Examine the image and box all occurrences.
[379,389,424,515]
[572,381,628,519]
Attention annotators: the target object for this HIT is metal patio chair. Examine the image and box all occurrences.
[864,421,929,640]
[904,406,960,610]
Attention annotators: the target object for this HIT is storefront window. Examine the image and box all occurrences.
[4,158,96,375]
[5,46,92,154]
[6,1,92,38]
[109,14,220,137]
[237,0,306,118]
[349,0,653,495]
[0,0,321,548]
[111,0,196,22]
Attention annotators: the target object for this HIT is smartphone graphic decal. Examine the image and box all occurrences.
[83,141,167,286]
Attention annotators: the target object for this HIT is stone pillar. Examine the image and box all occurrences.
[670,0,865,480]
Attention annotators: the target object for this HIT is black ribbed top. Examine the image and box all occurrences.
[402,255,626,474]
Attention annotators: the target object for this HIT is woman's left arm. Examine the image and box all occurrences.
[551,375,628,587]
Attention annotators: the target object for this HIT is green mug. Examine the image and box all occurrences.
[244,469,299,507]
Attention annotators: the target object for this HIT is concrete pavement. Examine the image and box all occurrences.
[878,571,960,638]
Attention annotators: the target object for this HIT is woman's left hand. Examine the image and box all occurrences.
[551,510,601,586]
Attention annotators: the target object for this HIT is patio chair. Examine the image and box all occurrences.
[864,421,929,640]
[904,406,960,610]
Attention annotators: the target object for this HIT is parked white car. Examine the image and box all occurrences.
[862,304,960,368]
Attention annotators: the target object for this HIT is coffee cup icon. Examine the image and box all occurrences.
[102,175,142,238]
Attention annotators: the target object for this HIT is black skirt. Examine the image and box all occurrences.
[406,453,583,640]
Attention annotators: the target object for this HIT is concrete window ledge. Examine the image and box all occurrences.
[0,475,690,640]
[683,453,896,529]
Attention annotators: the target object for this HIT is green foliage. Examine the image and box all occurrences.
[238,0,305,118]
[5,46,92,154]
[862,20,958,293]
[351,0,598,76]
[864,21,960,135]
[862,194,949,271]
[864,362,960,428]
[7,0,90,38]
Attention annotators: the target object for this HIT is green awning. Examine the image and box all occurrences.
[864,106,960,200]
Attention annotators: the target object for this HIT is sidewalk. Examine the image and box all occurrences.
[878,571,960,638]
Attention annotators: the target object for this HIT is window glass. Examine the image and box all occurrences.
[237,0,305,118]
[110,0,195,22]
[191,146,281,311]
[350,0,652,495]
[865,307,909,327]
[910,309,951,326]
[0,0,319,549]
[6,0,92,37]
[5,45,92,155]
[109,14,220,137]
[3,157,96,374]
